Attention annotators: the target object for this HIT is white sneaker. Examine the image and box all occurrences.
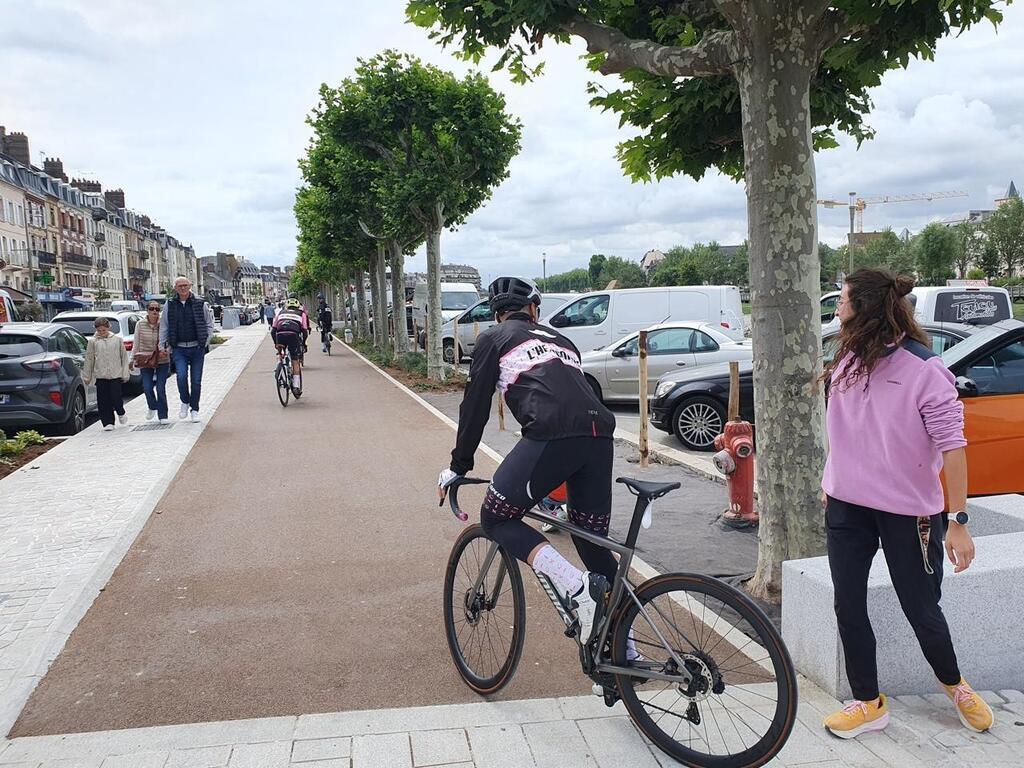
[158,418,170,424]
[146,409,156,421]
[179,403,189,419]
[570,572,609,645]
[102,424,114,432]
[189,410,200,423]
[118,413,128,425]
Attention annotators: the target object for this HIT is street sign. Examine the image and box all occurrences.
[38,273,54,285]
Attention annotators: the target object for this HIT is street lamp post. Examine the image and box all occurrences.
[542,251,546,292]
[847,191,856,275]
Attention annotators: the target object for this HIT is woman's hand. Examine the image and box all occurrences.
[945,524,975,573]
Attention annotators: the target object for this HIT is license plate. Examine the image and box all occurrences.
[0,394,9,405]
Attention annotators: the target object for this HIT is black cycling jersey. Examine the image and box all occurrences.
[450,312,616,475]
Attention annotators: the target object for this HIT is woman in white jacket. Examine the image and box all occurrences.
[82,316,130,431]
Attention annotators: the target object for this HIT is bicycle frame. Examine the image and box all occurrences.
[466,497,693,688]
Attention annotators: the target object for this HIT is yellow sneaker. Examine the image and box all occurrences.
[941,678,994,733]
[824,694,890,739]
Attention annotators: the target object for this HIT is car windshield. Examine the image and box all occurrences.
[56,317,120,336]
[0,335,45,358]
[941,323,1010,367]
[442,292,479,311]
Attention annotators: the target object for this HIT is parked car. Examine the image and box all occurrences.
[0,322,97,435]
[0,289,22,324]
[412,281,480,341]
[50,310,143,390]
[110,300,143,312]
[910,285,1013,326]
[581,322,752,403]
[543,285,745,353]
[942,318,1024,497]
[650,321,978,451]
[437,293,573,363]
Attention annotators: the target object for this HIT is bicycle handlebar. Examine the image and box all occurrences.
[440,476,490,522]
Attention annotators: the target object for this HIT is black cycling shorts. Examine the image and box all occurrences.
[275,331,304,361]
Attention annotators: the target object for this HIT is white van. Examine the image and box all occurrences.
[0,289,20,324]
[439,293,573,363]
[110,300,143,312]
[910,286,1012,326]
[543,286,745,352]
[412,281,480,343]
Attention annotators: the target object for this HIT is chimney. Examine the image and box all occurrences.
[104,188,126,209]
[0,127,32,168]
[43,157,67,182]
[71,178,103,193]
[140,214,152,227]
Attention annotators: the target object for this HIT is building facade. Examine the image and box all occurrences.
[0,158,30,293]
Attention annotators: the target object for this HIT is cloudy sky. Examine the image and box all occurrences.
[3,0,1021,283]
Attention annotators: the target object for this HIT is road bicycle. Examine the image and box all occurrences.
[441,477,797,768]
[322,326,333,355]
[274,347,302,407]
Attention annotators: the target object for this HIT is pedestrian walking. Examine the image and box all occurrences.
[82,317,130,431]
[132,302,171,424]
[264,301,275,326]
[821,268,992,739]
[160,276,214,423]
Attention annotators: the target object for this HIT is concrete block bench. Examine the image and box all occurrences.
[782,531,1024,699]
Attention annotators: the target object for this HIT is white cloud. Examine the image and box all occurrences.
[2,0,1021,276]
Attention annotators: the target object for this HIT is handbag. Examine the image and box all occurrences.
[135,347,161,369]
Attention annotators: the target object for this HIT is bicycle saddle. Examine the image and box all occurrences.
[616,477,681,499]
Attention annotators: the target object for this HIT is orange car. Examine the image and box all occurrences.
[941,319,1024,498]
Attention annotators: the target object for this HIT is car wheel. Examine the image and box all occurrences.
[60,389,87,436]
[584,375,604,403]
[671,395,725,451]
[443,340,457,365]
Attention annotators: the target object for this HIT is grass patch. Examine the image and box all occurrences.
[210,334,227,345]
[742,302,751,315]
[349,338,466,392]
[1015,302,1023,320]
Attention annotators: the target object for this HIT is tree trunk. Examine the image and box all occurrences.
[389,241,409,355]
[355,270,370,340]
[735,11,827,601]
[368,249,384,349]
[425,224,446,381]
[375,242,390,351]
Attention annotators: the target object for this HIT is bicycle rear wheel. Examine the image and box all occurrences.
[276,362,290,407]
[443,524,526,694]
[611,574,797,768]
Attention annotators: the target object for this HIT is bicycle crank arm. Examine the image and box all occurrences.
[598,663,694,687]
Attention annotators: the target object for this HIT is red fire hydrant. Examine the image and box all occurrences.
[713,420,758,527]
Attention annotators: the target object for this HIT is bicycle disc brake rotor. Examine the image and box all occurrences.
[462,587,486,626]
[666,650,724,703]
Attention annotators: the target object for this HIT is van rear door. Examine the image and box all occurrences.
[718,287,745,340]
[934,289,1012,325]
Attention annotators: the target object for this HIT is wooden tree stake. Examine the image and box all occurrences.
[638,329,649,468]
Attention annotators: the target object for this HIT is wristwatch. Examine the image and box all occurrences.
[947,510,969,526]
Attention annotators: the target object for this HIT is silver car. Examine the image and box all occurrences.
[581,322,752,403]
[440,294,574,364]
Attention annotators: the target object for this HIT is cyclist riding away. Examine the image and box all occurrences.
[317,302,334,352]
[272,298,308,392]
[438,276,620,649]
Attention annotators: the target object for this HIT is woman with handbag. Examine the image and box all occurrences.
[132,302,171,423]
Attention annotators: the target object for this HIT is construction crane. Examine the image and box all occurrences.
[817,190,969,272]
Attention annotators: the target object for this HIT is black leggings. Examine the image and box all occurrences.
[826,496,961,701]
[480,436,618,583]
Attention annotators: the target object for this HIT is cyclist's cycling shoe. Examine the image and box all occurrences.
[571,572,609,645]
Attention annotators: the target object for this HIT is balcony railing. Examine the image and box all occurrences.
[33,250,57,266]
[63,252,93,267]
[94,231,106,243]
[129,267,150,280]
[97,259,109,271]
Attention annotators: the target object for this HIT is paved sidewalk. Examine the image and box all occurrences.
[1,681,1022,767]
[0,324,268,735]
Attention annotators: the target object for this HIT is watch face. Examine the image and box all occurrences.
[954,511,969,525]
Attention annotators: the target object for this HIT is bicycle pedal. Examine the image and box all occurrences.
[564,619,578,638]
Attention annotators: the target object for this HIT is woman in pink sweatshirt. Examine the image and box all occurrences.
[821,268,993,739]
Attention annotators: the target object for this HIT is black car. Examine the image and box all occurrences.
[0,322,98,435]
[650,321,979,451]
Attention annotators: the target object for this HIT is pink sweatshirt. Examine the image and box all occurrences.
[822,340,966,516]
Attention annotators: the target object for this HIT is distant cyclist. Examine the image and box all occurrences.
[271,298,309,392]
[317,302,334,352]
[437,276,619,647]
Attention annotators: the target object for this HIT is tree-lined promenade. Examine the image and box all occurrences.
[292,0,1007,596]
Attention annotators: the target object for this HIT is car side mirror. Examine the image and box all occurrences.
[954,376,978,397]
[612,348,635,358]
[549,314,568,328]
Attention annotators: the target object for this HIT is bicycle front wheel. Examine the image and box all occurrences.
[276,363,290,407]
[612,574,797,768]
[443,524,526,695]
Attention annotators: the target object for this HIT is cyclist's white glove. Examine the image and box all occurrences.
[438,468,462,500]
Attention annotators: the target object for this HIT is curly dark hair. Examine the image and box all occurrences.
[824,268,929,392]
